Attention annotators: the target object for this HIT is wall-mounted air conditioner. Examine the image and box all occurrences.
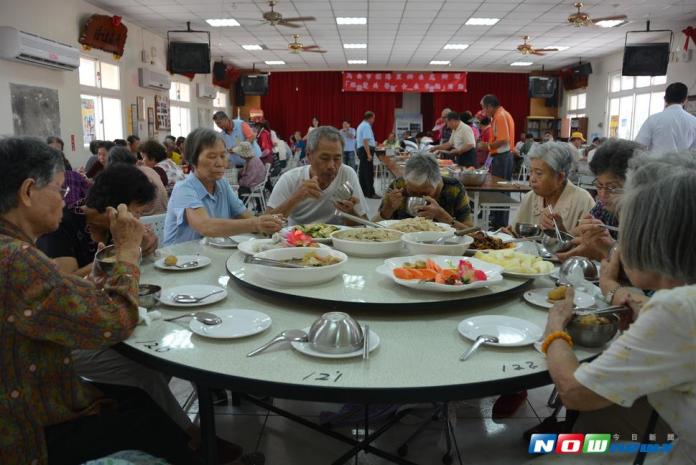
[138,68,171,91]
[0,26,79,71]
[197,83,216,99]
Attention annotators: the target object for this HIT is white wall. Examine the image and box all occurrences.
[0,0,231,166]
[563,21,696,138]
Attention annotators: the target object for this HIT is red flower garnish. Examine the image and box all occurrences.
[286,229,316,247]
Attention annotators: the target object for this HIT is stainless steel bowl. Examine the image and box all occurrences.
[94,244,119,274]
[308,312,364,354]
[406,197,427,216]
[558,256,599,284]
[331,181,354,202]
[514,223,541,238]
[457,169,488,186]
[566,314,619,348]
[138,284,162,309]
[539,229,574,255]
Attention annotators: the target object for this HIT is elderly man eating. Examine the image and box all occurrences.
[374,153,473,228]
[266,125,369,226]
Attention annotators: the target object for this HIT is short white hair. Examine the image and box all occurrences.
[527,141,574,176]
[620,150,696,283]
[404,153,441,187]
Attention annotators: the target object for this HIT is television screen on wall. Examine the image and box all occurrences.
[622,43,670,76]
[528,76,557,98]
[168,42,210,74]
[241,74,269,96]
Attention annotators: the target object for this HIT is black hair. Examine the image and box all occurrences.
[175,136,186,145]
[139,140,168,163]
[665,82,688,104]
[98,141,115,151]
[446,111,461,121]
[212,110,229,121]
[127,135,140,144]
[85,164,155,213]
[113,139,128,147]
[589,138,644,180]
[164,135,176,144]
[479,117,491,126]
[46,136,64,150]
[461,111,474,123]
[364,111,374,120]
[89,139,101,155]
[526,133,535,139]
[481,94,500,107]
[184,128,223,166]
[0,137,64,214]
[108,146,137,166]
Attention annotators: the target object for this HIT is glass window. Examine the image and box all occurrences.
[577,93,586,110]
[102,97,123,141]
[170,82,190,102]
[621,76,634,91]
[99,62,120,90]
[607,72,667,139]
[608,98,620,138]
[618,95,634,139]
[635,76,651,88]
[650,92,664,115]
[79,58,97,87]
[569,95,578,111]
[214,90,227,108]
[81,94,98,146]
[80,94,123,145]
[611,75,621,92]
[170,105,191,138]
[633,93,651,136]
[652,75,667,85]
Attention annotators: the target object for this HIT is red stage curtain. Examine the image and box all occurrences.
[261,72,401,143]
[421,72,530,139]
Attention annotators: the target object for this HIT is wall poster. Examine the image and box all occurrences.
[10,83,61,137]
[154,94,170,131]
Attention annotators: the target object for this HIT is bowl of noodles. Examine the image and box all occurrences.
[378,218,455,234]
[330,228,403,257]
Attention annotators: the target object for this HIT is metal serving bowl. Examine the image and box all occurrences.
[451,168,488,186]
[138,284,161,309]
[539,229,574,255]
[93,244,119,274]
[566,314,619,348]
[558,256,599,284]
[514,223,541,238]
[308,312,364,354]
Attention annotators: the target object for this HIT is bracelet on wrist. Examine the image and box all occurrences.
[541,331,573,354]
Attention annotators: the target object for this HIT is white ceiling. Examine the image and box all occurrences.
[86,0,696,71]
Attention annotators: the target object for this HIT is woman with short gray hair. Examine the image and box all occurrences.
[542,155,696,465]
[163,127,283,245]
[374,152,473,228]
[512,141,594,232]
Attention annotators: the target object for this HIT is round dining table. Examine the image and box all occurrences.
[117,239,604,465]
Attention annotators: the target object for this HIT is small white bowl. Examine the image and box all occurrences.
[252,247,347,285]
[402,231,473,256]
[330,228,403,257]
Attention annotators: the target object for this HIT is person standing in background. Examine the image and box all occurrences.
[341,120,357,172]
[305,116,320,140]
[429,112,477,168]
[356,111,378,198]
[635,82,696,154]
[213,111,262,168]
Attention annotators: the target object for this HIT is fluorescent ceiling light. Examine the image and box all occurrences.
[510,61,533,66]
[347,59,367,64]
[206,18,240,27]
[595,19,626,28]
[550,46,570,51]
[343,43,367,49]
[336,17,367,25]
[465,17,499,26]
[265,60,285,65]
[444,43,469,50]
[430,60,451,65]
[242,44,263,51]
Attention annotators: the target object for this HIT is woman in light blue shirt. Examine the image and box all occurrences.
[163,128,283,245]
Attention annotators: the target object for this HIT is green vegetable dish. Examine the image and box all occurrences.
[294,224,340,239]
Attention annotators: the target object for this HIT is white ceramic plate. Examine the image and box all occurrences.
[458,315,544,347]
[523,288,596,309]
[205,235,255,248]
[159,284,228,307]
[280,225,349,244]
[502,269,555,279]
[465,232,522,255]
[291,327,380,359]
[154,254,211,271]
[378,219,455,234]
[238,239,331,256]
[379,255,504,293]
[189,309,272,339]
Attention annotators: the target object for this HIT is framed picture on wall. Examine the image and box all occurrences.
[147,107,155,138]
[686,96,696,117]
[136,96,146,121]
[130,104,138,136]
[154,94,170,131]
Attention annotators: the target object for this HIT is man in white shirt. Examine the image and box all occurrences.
[635,82,696,154]
[266,126,369,226]
[429,111,477,167]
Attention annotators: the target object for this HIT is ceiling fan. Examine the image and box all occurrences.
[567,2,627,27]
[269,34,326,54]
[244,0,316,28]
[516,36,559,55]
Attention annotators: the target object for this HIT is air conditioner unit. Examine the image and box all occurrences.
[0,26,79,71]
[197,83,216,99]
[138,68,171,91]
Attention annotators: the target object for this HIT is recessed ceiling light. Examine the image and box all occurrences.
[510,61,533,66]
[549,46,570,51]
[336,17,367,25]
[595,19,626,28]
[265,60,285,65]
[430,60,451,65]
[443,44,469,50]
[206,18,240,27]
[465,18,499,26]
[242,44,263,51]
[343,43,367,49]
[347,59,367,64]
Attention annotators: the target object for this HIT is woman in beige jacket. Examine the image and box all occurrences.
[513,142,595,231]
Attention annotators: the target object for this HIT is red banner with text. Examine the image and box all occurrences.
[342,71,467,93]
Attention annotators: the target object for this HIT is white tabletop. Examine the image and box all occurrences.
[120,240,603,403]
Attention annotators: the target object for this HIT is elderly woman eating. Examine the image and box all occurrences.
[542,155,696,465]
[556,139,644,261]
[0,137,196,464]
[374,153,473,228]
[512,142,595,232]
[163,127,283,245]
